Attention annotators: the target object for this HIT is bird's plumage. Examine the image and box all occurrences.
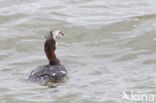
[29,30,67,84]
[29,64,67,83]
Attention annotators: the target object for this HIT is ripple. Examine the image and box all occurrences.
[0,0,156,103]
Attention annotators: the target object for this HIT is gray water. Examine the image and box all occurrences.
[0,0,156,103]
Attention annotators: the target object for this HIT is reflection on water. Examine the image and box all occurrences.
[0,0,156,103]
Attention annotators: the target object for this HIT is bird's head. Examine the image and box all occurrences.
[45,30,64,41]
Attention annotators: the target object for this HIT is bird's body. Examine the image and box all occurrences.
[29,64,67,83]
[29,30,67,84]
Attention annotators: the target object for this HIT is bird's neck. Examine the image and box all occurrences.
[49,52,60,65]
[45,39,60,65]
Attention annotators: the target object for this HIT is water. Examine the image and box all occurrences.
[0,0,156,103]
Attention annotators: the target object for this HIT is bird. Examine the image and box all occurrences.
[29,30,67,84]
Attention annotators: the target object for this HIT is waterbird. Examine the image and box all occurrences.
[29,30,67,84]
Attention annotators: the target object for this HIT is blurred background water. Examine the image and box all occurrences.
[0,0,156,103]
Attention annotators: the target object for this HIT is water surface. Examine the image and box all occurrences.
[0,0,156,103]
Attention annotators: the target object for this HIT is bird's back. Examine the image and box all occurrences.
[29,64,67,84]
